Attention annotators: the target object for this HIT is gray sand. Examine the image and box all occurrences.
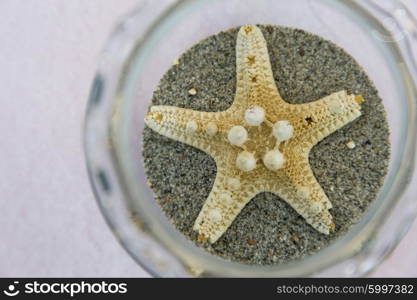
[142,25,390,265]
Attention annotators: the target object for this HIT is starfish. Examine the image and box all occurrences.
[145,25,363,243]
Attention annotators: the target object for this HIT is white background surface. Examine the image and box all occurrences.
[0,0,416,277]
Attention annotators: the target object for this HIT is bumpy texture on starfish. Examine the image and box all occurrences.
[145,25,363,243]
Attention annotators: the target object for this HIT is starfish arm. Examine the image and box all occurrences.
[281,146,334,209]
[268,168,335,234]
[294,90,362,147]
[193,168,259,243]
[145,105,231,154]
[232,25,284,110]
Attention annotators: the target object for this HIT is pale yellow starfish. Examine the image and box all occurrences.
[145,25,363,243]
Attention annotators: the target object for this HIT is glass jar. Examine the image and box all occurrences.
[84,0,417,277]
